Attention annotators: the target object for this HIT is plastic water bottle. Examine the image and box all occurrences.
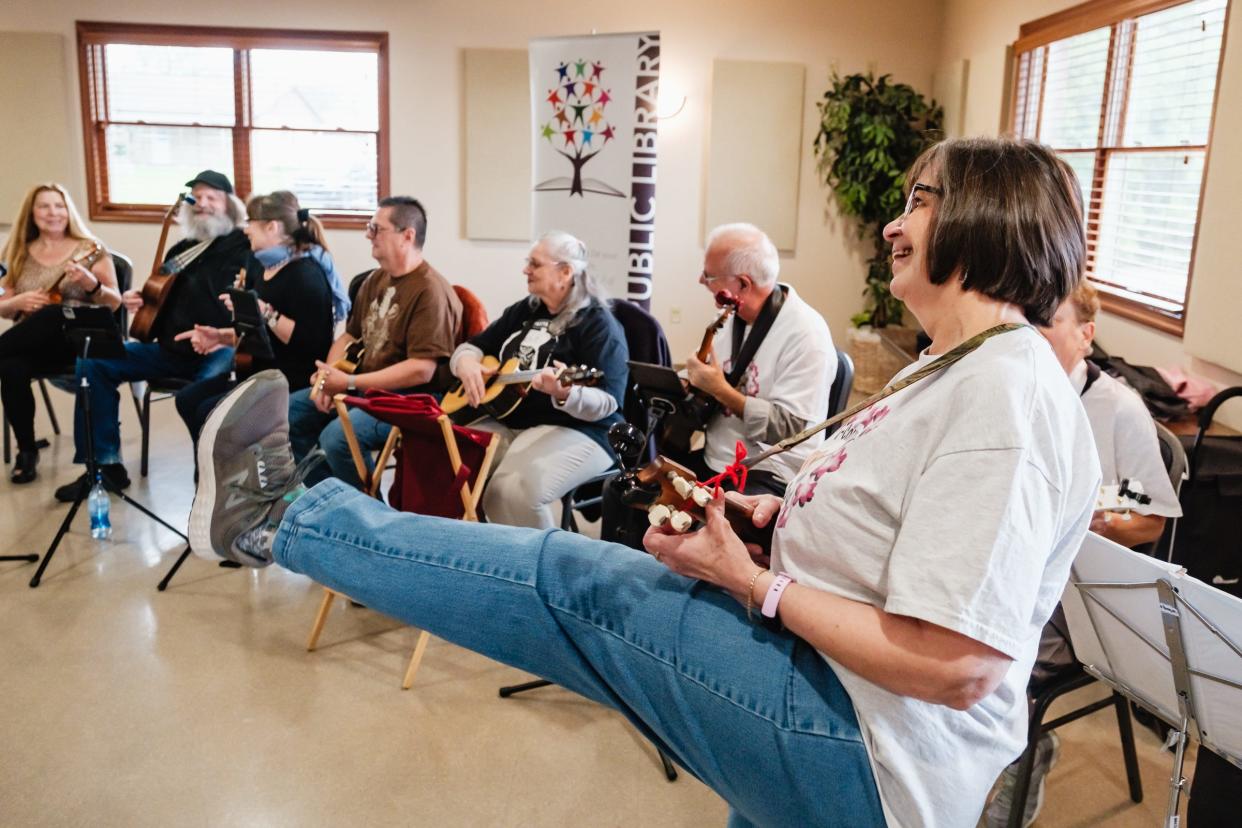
[88,473,112,540]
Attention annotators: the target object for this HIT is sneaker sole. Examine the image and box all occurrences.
[188,374,265,562]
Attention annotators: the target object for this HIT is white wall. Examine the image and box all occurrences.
[1,0,945,359]
[938,0,1242,409]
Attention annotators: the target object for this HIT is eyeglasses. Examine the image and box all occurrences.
[900,183,943,221]
[525,257,565,269]
[365,222,402,238]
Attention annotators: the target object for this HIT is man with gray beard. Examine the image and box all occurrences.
[54,170,254,501]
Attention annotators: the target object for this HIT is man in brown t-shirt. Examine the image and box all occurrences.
[287,196,462,487]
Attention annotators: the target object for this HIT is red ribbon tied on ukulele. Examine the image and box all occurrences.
[701,440,748,493]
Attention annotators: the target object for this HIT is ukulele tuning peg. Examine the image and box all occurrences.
[671,476,694,499]
[648,503,672,527]
[691,487,712,508]
[669,510,693,533]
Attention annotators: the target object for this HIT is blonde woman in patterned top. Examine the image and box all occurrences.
[0,183,119,483]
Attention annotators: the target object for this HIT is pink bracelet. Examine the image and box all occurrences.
[761,572,794,619]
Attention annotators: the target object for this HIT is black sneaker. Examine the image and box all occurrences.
[54,463,131,502]
[188,370,318,567]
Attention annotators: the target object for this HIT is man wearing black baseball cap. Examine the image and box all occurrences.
[55,170,254,501]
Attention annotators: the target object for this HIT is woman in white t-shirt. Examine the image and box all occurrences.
[193,137,1099,827]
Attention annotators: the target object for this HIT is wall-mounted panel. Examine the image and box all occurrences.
[705,60,804,252]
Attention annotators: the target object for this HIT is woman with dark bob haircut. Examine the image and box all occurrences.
[188,137,1100,827]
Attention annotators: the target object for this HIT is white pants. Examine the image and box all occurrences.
[469,419,615,529]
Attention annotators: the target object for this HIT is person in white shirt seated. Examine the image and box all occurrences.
[1042,279,1182,546]
[985,278,1183,828]
[681,222,838,495]
[188,137,1098,827]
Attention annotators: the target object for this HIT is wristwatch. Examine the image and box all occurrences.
[347,376,357,394]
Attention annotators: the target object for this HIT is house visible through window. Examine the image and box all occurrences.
[77,22,388,227]
[1011,0,1228,335]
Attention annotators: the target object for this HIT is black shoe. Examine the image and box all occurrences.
[54,464,131,502]
[10,450,39,484]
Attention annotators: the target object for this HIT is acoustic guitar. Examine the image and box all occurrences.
[660,290,739,453]
[43,241,107,305]
[440,356,604,424]
[130,192,192,342]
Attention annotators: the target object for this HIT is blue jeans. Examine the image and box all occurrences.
[74,342,235,465]
[276,480,885,827]
[287,387,393,489]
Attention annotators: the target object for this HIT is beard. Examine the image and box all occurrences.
[179,204,236,241]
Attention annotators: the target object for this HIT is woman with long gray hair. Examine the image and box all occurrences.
[448,230,628,527]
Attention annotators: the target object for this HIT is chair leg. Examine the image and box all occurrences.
[38,379,60,435]
[1008,689,1059,828]
[141,386,152,477]
[401,630,432,690]
[657,749,678,782]
[306,589,338,651]
[1112,692,1144,803]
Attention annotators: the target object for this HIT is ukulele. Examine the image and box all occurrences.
[660,290,739,453]
[311,339,367,401]
[1095,479,1152,519]
[616,455,775,551]
[130,192,192,342]
[44,241,107,305]
[440,357,605,424]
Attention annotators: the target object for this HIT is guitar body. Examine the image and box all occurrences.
[655,291,738,455]
[128,272,177,342]
[442,356,527,423]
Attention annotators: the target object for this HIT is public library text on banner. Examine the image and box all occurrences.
[529,32,659,307]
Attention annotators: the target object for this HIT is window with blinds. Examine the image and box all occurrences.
[1010,0,1228,335]
[77,22,388,227]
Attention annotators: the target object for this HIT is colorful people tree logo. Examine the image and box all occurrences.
[535,59,623,198]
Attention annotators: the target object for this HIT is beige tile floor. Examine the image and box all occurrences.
[1,389,1196,826]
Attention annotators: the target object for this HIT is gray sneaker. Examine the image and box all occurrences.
[984,732,1061,828]
[188,370,315,567]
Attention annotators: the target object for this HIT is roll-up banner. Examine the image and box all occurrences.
[529,32,659,308]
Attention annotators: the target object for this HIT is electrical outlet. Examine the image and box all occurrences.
[670,306,682,324]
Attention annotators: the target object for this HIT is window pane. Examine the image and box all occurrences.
[250,130,377,210]
[104,44,234,126]
[1123,0,1227,147]
[1040,27,1110,148]
[105,125,234,204]
[250,49,379,130]
[1093,151,1204,306]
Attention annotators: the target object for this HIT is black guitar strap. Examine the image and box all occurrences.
[726,285,787,389]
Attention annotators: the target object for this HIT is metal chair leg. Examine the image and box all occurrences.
[141,386,152,477]
[38,378,60,435]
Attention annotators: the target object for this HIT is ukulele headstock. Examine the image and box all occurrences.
[556,365,605,387]
[622,455,775,550]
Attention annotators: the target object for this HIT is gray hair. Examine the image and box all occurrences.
[529,230,609,335]
[704,222,779,287]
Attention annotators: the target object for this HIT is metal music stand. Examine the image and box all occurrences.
[1062,533,1242,826]
[25,305,191,588]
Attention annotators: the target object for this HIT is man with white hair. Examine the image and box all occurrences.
[601,223,836,548]
[54,170,253,501]
[682,222,837,495]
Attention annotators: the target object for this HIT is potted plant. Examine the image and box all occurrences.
[814,71,942,390]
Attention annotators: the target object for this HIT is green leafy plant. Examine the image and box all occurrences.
[814,72,943,327]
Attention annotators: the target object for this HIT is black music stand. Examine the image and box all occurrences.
[26,306,191,588]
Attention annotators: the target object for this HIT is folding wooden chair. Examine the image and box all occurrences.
[305,392,498,689]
